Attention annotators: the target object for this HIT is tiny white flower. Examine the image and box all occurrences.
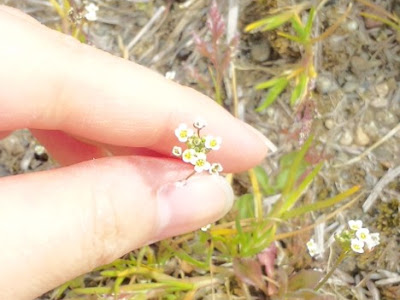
[193,153,210,172]
[306,238,320,257]
[209,163,223,175]
[84,3,99,21]
[351,238,365,253]
[355,228,370,242]
[175,124,194,143]
[172,146,182,157]
[366,232,380,250]
[182,149,197,164]
[205,135,222,150]
[348,220,363,231]
[201,224,211,231]
[165,71,176,80]
[193,118,207,129]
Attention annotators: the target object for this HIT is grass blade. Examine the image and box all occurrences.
[256,77,289,111]
[282,185,360,220]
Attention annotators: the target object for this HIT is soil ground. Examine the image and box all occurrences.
[1,0,399,299]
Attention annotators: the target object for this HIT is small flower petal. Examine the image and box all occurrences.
[355,228,370,242]
[306,238,320,257]
[172,146,182,157]
[193,153,210,172]
[175,124,194,142]
[351,238,365,253]
[182,149,197,164]
[84,3,99,21]
[209,163,223,175]
[348,220,363,231]
[365,232,380,250]
[193,118,207,129]
[205,135,222,150]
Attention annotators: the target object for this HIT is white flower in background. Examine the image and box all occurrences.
[172,146,182,157]
[355,228,370,242]
[366,232,380,250]
[165,70,176,80]
[351,238,365,253]
[201,223,211,231]
[182,149,197,164]
[209,163,223,175]
[193,153,210,172]
[175,123,194,142]
[84,3,99,21]
[205,135,222,150]
[348,220,363,231]
[193,118,207,129]
[306,238,321,257]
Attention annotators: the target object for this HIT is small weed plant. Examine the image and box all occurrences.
[245,3,351,111]
[48,0,99,41]
[45,1,386,299]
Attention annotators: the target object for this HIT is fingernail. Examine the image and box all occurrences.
[240,121,277,153]
[155,175,233,240]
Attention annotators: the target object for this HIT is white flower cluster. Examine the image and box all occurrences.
[347,220,380,254]
[172,119,223,175]
[84,3,99,21]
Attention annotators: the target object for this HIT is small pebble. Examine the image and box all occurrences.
[371,97,388,108]
[355,127,370,146]
[346,20,358,31]
[350,56,370,73]
[375,82,389,98]
[34,145,48,161]
[135,16,148,27]
[316,76,337,94]
[342,81,358,93]
[250,40,271,62]
[375,111,398,126]
[340,130,353,146]
[324,119,335,129]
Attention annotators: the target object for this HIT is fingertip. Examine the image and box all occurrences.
[154,174,234,240]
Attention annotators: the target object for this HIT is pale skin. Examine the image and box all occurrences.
[0,6,268,299]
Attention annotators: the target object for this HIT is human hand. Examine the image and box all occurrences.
[0,6,268,299]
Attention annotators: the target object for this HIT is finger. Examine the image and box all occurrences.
[31,129,165,165]
[0,157,233,299]
[31,129,107,165]
[0,6,269,172]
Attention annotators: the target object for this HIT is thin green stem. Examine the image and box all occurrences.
[315,250,350,290]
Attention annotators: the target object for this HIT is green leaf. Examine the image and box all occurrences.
[281,162,323,213]
[255,77,284,90]
[256,77,289,111]
[235,193,255,219]
[290,73,308,105]
[290,14,305,37]
[233,258,268,294]
[254,166,275,195]
[240,222,276,257]
[277,31,302,42]
[281,185,360,220]
[304,7,317,39]
[282,136,313,196]
[288,270,324,291]
[245,11,293,32]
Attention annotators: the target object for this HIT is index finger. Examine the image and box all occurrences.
[0,6,269,172]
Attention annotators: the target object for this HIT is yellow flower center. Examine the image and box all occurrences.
[196,160,205,166]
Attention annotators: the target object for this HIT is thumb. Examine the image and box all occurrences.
[0,156,233,299]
